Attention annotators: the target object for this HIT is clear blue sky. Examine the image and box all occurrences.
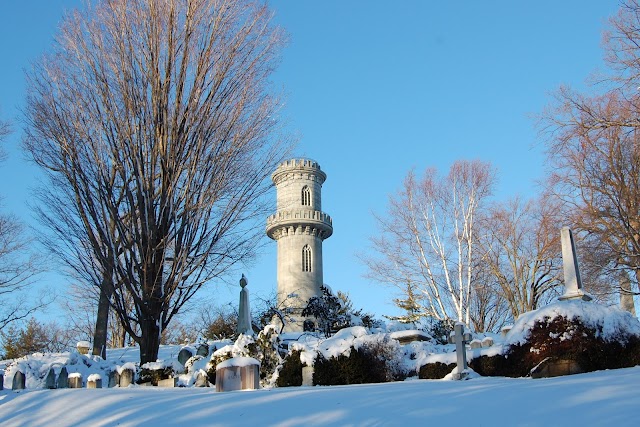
[0,1,620,324]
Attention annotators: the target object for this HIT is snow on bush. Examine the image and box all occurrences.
[506,300,640,346]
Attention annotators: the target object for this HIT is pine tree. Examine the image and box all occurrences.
[385,282,423,327]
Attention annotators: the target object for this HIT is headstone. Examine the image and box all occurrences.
[119,368,134,387]
[302,366,314,386]
[558,227,592,301]
[500,325,512,338]
[108,370,120,388]
[0,372,4,390]
[481,337,494,348]
[178,348,194,366]
[87,374,102,389]
[215,357,260,392]
[195,371,209,387]
[530,357,584,379]
[44,368,56,389]
[158,377,178,387]
[57,367,68,389]
[196,344,209,358]
[68,373,83,388]
[236,274,253,335]
[12,371,25,390]
[452,323,471,380]
[620,271,637,316]
[469,339,482,349]
[76,341,91,355]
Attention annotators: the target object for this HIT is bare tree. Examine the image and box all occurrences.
[541,0,640,299]
[0,117,46,332]
[480,196,563,320]
[23,0,292,364]
[364,160,496,327]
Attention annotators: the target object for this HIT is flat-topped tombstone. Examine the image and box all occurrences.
[12,370,25,390]
[215,357,260,392]
[87,374,102,389]
[302,366,314,387]
[469,339,482,350]
[158,377,178,387]
[76,341,91,355]
[481,337,494,348]
[68,373,83,388]
[57,367,68,389]
[44,368,56,389]
[500,325,512,338]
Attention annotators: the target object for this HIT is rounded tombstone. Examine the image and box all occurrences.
[196,344,209,358]
[178,347,195,366]
[12,370,26,390]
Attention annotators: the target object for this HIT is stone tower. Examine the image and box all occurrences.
[266,158,333,332]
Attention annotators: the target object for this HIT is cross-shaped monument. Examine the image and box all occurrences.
[449,322,472,380]
[558,227,592,301]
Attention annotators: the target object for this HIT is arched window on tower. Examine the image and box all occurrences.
[302,245,312,272]
[301,185,311,206]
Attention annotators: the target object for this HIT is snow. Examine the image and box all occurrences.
[1,367,640,426]
[1,301,639,425]
[505,300,640,346]
[216,356,260,369]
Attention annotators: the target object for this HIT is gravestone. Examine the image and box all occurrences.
[452,323,472,380]
[469,339,482,350]
[12,370,25,390]
[108,370,120,388]
[236,274,252,335]
[44,368,56,389]
[76,341,91,355]
[178,348,194,366]
[195,371,208,387]
[215,357,260,392]
[500,325,512,338]
[119,368,134,387]
[530,357,584,379]
[196,344,209,358]
[158,377,178,387]
[0,372,3,390]
[558,227,592,301]
[57,367,68,389]
[68,373,83,388]
[87,374,102,389]
[481,337,494,348]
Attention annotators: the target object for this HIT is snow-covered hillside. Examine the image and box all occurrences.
[1,366,639,426]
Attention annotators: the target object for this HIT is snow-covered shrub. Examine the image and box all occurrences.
[183,355,205,374]
[418,362,456,379]
[138,360,181,385]
[276,349,304,387]
[313,336,405,385]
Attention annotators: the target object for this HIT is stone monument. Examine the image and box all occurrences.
[266,159,333,332]
[558,227,592,301]
[236,274,252,335]
[450,323,472,380]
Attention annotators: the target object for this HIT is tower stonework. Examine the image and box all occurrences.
[266,159,333,332]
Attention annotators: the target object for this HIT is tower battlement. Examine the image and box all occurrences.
[272,158,326,185]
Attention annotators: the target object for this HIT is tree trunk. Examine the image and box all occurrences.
[92,277,112,359]
[139,315,161,364]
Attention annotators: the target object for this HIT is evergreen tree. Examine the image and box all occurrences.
[385,282,423,327]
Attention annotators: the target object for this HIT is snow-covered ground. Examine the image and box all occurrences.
[1,366,639,426]
[2,300,639,426]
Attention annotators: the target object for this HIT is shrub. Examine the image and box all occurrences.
[138,364,175,385]
[276,350,303,387]
[418,362,455,379]
[313,338,404,385]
